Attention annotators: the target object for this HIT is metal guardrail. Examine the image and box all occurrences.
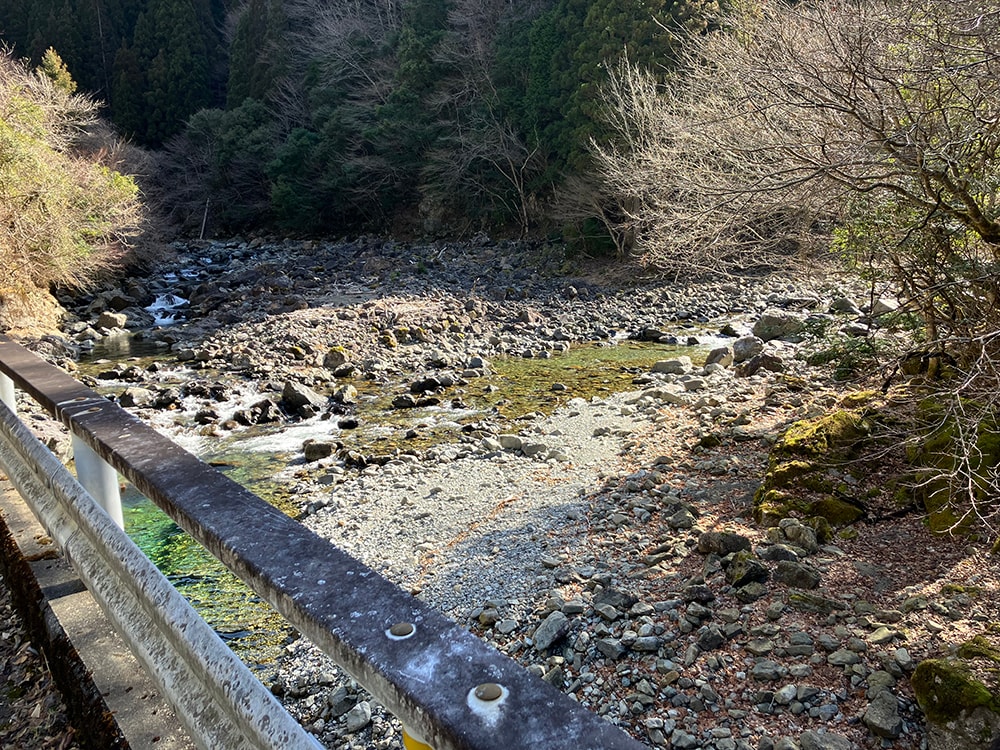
[0,335,646,750]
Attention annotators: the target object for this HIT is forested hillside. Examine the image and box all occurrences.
[0,0,718,238]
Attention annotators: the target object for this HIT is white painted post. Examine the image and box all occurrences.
[72,435,124,528]
[0,373,14,414]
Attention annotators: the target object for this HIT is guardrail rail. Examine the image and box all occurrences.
[0,334,646,750]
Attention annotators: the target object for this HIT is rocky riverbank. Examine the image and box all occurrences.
[35,238,1000,749]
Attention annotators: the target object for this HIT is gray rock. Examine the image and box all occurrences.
[331,384,358,404]
[870,298,899,316]
[773,561,822,589]
[867,626,897,645]
[521,441,549,457]
[866,670,896,698]
[829,297,861,315]
[118,387,156,408]
[323,348,349,369]
[759,544,800,562]
[779,519,819,553]
[233,398,284,425]
[595,603,620,621]
[745,639,774,656]
[683,584,715,603]
[705,346,734,368]
[732,335,764,363]
[725,552,769,587]
[344,700,372,733]
[594,587,639,611]
[736,352,784,376]
[697,625,726,651]
[827,649,861,667]
[282,380,326,412]
[670,729,699,749]
[498,434,522,451]
[596,637,627,660]
[735,581,769,603]
[97,311,128,330]
[863,690,902,738]
[799,731,851,750]
[751,659,785,682]
[893,647,915,672]
[753,309,806,341]
[533,611,570,651]
[698,531,752,556]
[632,636,663,652]
[667,508,696,529]
[327,686,354,717]
[774,684,798,705]
[303,439,336,461]
[652,356,693,375]
[789,590,848,617]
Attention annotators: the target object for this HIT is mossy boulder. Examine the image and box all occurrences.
[753,409,872,527]
[808,497,865,527]
[754,489,808,527]
[774,409,871,460]
[913,631,1000,749]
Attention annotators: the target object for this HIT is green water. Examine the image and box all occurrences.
[121,450,296,677]
[333,340,701,456]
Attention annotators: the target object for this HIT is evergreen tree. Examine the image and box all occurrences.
[0,0,30,54]
[117,0,216,144]
[496,0,718,174]
[367,0,451,208]
[37,47,77,94]
[111,41,146,136]
[226,0,286,107]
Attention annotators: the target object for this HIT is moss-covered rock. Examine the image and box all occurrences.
[913,630,1000,749]
[773,409,871,460]
[912,659,996,725]
[753,408,873,527]
[754,489,807,527]
[808,497,865,527]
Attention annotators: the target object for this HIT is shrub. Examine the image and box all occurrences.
[0,51,141,329]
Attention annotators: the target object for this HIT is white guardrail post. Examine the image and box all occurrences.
[71,433,125,528]
[0,373,14,413]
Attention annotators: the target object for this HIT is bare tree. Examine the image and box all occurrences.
[590,0,1000,275]
[590,0,1000,540]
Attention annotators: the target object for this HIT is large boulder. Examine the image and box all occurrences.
[732,335,764,363]
[281,380,326,417]
[912,633,1000,750]
[752,309,806,342]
